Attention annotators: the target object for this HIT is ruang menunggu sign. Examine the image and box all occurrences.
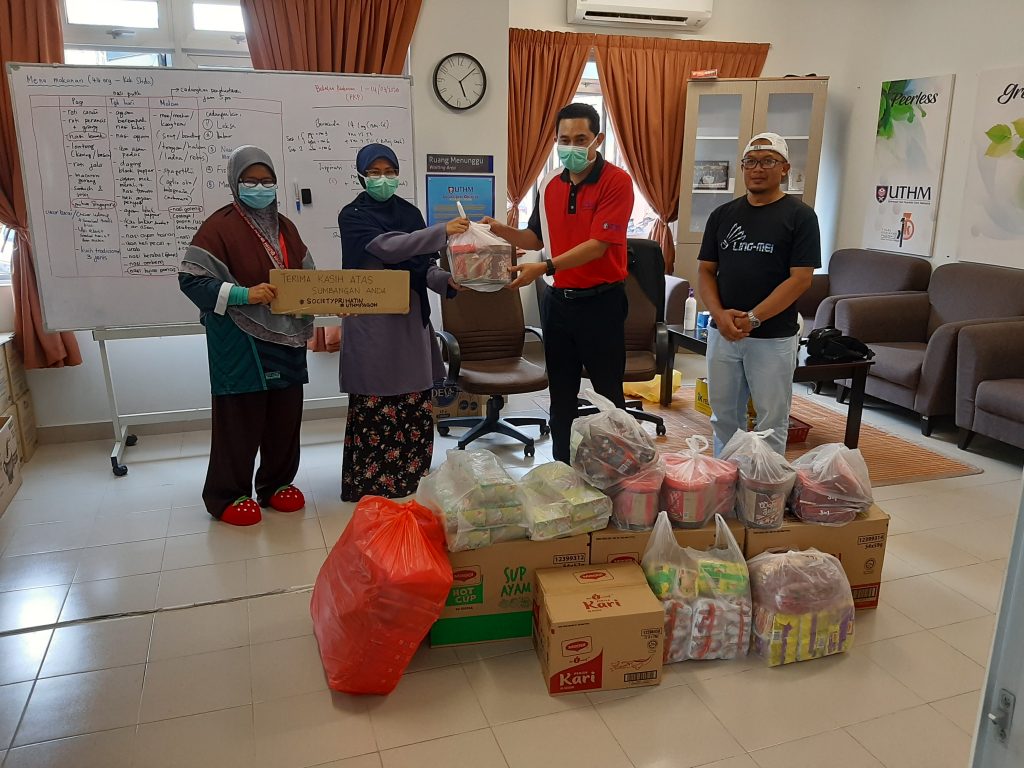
[863,75,955,257]
[958,66,1024,268]
[268,269,410,316]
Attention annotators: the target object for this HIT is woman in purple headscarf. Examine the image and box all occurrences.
[338,143,468,501]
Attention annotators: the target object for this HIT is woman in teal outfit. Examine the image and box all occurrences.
[179,145,315,526]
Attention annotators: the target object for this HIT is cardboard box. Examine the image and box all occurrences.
[13,393,36,463]
[430,535,590,646]
[534,563,664,695]
[269,268,410,315]
[743,504,890,609]
[0,416,22,518]
[0,351,12,414]
[3,342,28,400]
[431,381,488,424]
[589,518,747,566]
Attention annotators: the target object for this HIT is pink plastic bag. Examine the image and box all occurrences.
[310,497,453,695]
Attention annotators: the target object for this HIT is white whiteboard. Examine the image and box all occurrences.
[7,64,415,331]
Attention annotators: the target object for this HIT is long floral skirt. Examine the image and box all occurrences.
[341,391,434,502]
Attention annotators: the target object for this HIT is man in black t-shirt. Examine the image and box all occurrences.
[697,133,820,456]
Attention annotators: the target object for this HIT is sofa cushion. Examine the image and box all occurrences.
[976,379,1024,422]
[867,342,927,388]
[927,263,1024,334]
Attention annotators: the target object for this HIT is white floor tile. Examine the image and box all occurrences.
[880,574,990,629]
[251,634,328,702]
[930,516,1017,561]
[402,642,460,674]
[14,665,144,746]
[884,530,980,575]
[853,603,922,644]
[0,551,80,592]
[0,682,32,749]
[244,547,326,594]
[0,630,50,686]
[931,690,983,735]
[463,650,589,726]
[72,539,166,582]
[597,684,745,768]
[87,507,171,547]
[931,561,1006,612]
[451,637,533,663]
[166,504,217,536]
[845,705,971,768]
[161,527,264,570]
[315,756,382,768]
[58,572,160,622]
[492,708,632,768]
[4,519,93,557]
[931,615,997,667]
[41,615,153,677]
[247,590,313,644]
[880,552,918,582]
[134,704,255,768]
[4,726,136,768]
[149,600,249,661]
[252,690,376,768]
[861,631,985,702]
[751,729,884,768]
[156,561,247,608]
[380,728,507,768]
[140,646,251,722]
[367,666,487,750]
[0,585,68,633]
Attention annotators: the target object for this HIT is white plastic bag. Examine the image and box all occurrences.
[747,549,855,666]
[660,436,738,529]
[416,449,527,551]
[570,388,658,490]
[519,461,611,540]
[791,444,873,526]
[447,220,514,293]
[641,511,751,663]
[720,429,796,529]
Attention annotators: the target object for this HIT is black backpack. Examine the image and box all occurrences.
[804,326,875,363]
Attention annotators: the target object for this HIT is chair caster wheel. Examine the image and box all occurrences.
[656,424,667,436]
[437,426,450,436]
[524,443,535,457]
[125,434,138,447]
[540,425,551,435]
[112,464,128,477]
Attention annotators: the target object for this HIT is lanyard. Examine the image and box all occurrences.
[233,202,288,270]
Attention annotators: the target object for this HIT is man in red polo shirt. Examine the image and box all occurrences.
[483,103,634,462]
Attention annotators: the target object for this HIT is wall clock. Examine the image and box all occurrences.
[432,52,486,111]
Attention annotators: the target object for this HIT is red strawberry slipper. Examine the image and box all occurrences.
[221,497,262,526]
[268,485,305,513]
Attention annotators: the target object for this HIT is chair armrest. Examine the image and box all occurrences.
[796,274,829,320]
[834,292,930,342]
[664,275,691,324]
[654,322,669,371]
[955,319,1024,427]
[434,330,461,382]
[814,290,923,330]
[524,325,544,343]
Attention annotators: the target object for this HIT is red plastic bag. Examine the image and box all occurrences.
[310,496,453,695]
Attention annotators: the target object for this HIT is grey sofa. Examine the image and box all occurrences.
[956,320,1024,451]
[834,262,1024,435]
[797,248,932,329]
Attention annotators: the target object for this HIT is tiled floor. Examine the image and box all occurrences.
[0,354,1019,768]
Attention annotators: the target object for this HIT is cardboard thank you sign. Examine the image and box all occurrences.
[269,269,410,316]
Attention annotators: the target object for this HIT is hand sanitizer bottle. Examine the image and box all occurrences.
[683,288,698,330]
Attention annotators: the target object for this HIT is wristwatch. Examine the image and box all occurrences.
[544,258,556,276]
[746,311,762,329]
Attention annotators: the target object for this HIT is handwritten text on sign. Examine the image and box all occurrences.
[269,269,410,316]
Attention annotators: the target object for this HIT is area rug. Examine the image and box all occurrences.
[535,388,982,487]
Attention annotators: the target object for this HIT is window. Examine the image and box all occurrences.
[62,0,252,68]
[517,61,663,241]
[0,227,14,285]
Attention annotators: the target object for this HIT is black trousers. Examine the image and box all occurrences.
[203,384,303,517]
[542,284,627,463]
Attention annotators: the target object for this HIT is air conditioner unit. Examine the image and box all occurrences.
[567,0,713,30]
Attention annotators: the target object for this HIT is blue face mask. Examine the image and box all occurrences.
[238,186,277,209]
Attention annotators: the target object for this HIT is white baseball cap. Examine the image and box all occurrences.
[742,132,789,162]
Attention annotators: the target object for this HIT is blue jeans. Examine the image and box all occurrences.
[706,328,799,457]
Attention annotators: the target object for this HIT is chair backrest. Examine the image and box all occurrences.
[624,239,665,352]
[828,248,932,296]
[440,283,527,362]
[927,262,1024,335]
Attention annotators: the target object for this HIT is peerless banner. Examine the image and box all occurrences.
[958,66,1024,268]
[863,75,955,256]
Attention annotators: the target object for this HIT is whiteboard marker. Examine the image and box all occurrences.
[293,181,301,213]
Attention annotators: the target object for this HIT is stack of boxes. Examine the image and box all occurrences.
[0,334,36,464]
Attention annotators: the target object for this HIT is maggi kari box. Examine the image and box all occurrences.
[744,504,889,609]
[590,518,746,566]
[430,535,590,647]
[534,563,663,696]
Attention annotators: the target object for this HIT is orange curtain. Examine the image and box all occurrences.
[240,0,423,352]
[594,36,769,272]
[0,0,82,368]
[506,29,594,226]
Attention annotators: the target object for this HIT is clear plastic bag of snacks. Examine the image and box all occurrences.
[660,436,737,529]
[570,389,658,491]
[791,443,873,526]
[720,429,796,530]
[447,220,514,292]
[519,461,611,540]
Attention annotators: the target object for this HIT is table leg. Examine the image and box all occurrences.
[660,337,678,407]
[844,366,868,448]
